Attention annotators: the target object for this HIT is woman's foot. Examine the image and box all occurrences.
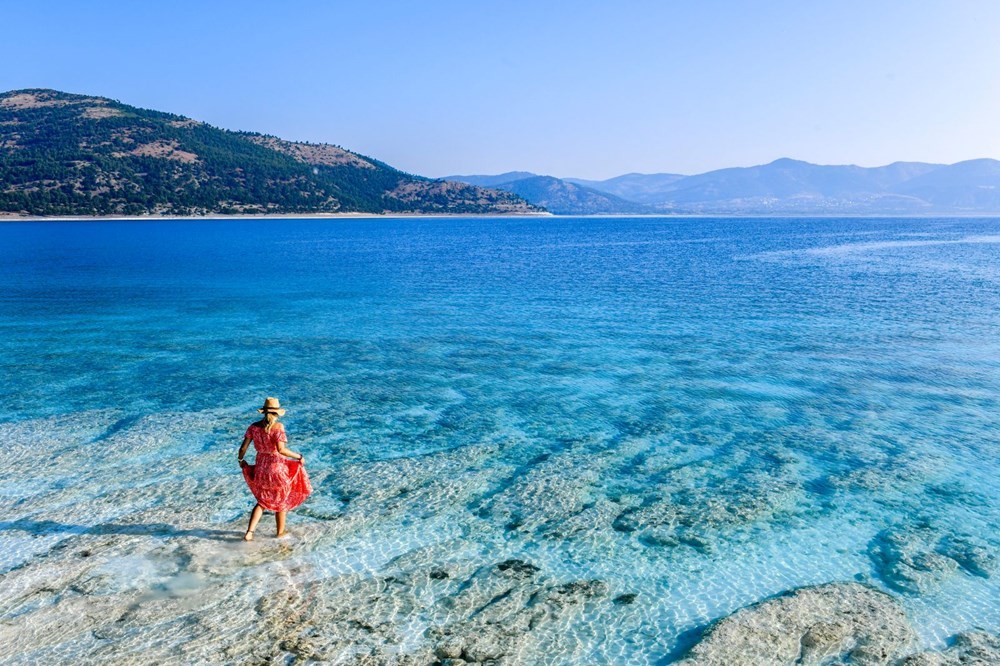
[243,530,254,542]
[276,530,288,538]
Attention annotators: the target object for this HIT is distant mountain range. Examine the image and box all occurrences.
[5,88,1000,218]
[0,89,539,217]
[448,157,1000,215]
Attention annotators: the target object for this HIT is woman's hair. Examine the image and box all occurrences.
[263,411,279,431]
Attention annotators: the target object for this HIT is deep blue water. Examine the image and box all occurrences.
[0,216,998,663]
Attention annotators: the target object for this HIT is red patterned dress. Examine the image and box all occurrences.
[242,423,312,511]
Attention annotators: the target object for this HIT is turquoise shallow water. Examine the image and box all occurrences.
[0,216,998,663]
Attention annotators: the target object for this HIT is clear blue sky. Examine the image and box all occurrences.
[3,1,999,179]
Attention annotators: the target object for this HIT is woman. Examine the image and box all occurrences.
[238,397,312,541]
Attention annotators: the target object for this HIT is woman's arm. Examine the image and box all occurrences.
[237,435,252,467]
[276,442,304,462]
[274,426,304,462]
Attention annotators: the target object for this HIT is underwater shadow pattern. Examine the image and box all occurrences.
[0,519,238,542]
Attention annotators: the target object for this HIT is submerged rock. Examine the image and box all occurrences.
[898,631,1000,665]
[611,444,803,551]
[428,559,608,664]
[477,446,613,539]
[495,558,541,578]
[937,535,998,579]
[868,526,960,595]
[868,524,997,594]
[676,582,916,666]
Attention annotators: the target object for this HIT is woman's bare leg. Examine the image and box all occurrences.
[276,511,287,537]
[244,504,263,541]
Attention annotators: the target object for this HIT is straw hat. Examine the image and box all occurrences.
[257,397,287,416]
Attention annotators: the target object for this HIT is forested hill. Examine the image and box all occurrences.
[0,89,540,216]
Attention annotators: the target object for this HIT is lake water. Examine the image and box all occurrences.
[1,216,998,664]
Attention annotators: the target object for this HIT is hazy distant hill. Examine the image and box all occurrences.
[447,171,539,188]
[896,158,1000,210]
[447,173,643,214]
[459,158,1000,214]
[565,172,686,204]
[648,158,944,213]
[0,89,539,217]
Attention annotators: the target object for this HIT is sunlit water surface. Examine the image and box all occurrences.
[0,217,998,663]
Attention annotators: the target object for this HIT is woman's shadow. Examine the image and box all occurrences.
[0,519,237,541]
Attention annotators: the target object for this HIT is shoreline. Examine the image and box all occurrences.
[0,211,554,222]
[3,211,1000,222]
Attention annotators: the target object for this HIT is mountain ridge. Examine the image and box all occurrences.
[0,88,540,217]
[449,157,1000,214]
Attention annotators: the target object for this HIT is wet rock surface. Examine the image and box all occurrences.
[676,582,916,666]
[224,552,612,665]
[427,560,608,665]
